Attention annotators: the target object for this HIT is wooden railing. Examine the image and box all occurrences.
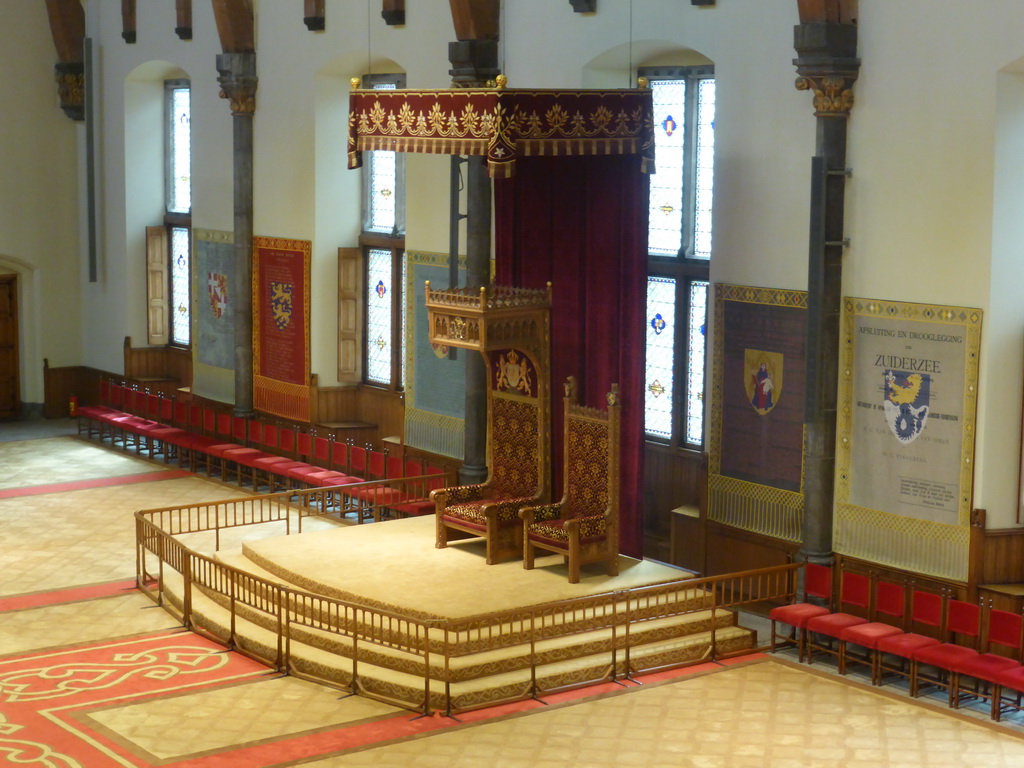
[136,488,802,715]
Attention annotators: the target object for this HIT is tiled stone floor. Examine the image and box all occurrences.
[5,425,1024,767]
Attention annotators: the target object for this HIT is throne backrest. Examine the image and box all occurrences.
[489,394,541,497]
[561,377,620,520]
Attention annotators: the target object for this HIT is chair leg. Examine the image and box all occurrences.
[523,538,535,570]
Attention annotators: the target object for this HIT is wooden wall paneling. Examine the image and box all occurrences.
[704,521,798,578]
[43,361,102,418]
[643,443,701,564]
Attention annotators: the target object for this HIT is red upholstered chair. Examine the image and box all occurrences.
[162,404,218,471]
[951,607,1023,713]
[875,590,943,687]
[911,599,981,704]
[204,413,253,478]
[769,562,832,662]
[247,428,307,491]
[390,465,449,518]
[805,571,871,667]
[839,580,907,678]
[77,378,119,439]
[288,436,343,488]
[519,378,621,583]
[993,649,1024,722]
[148,399,188,464]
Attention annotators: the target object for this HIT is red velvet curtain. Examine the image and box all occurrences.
[495,154,647,558]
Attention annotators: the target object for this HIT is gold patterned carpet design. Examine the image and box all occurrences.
[5,430,1024,766]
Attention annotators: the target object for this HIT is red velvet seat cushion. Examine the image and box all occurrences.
[995,664,1024,692]
[249,454,297,471]
[309,472,357,488]
[841,622,904,649]
[527,517,606,545]
[205,442,245,458]
[226,447,272,467]
[391,499,434,516]
[913,643,978,669]
[806,612,868,638]
[955,653,1019,684]
[875,632,940,659]
[768,603,830,630]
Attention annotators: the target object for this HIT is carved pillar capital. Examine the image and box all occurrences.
[793,22,860,118]
[54,61,84,121]
[794,73,855,117]
[216,52,257,116]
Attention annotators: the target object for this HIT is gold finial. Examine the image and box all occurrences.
[607,383,620,407]
[495,74,508,90]
[350,77,361,90]
[637,76,649,89]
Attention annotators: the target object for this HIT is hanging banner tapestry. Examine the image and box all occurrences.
[835,298,982,582]
[253,236,311,421]
[709,284,807,542]
[194,229,234,371]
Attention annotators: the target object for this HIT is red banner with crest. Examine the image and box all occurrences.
[253,236,311,421]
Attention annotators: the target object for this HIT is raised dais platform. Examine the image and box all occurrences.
[157,516,756,714]
[240,515,688,619]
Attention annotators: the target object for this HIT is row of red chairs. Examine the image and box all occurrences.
[770,564,1024,721]
[76,380,449,521]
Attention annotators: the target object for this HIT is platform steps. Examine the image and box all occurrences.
[156,564,755,714]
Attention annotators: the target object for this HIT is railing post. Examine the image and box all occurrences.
[275,584,285,671]
[351,608,360,695]
[529,613,538,698]
[229,569,237,649]
[182,551,192,628]
[157,531,165,607]
[424,628,432,717]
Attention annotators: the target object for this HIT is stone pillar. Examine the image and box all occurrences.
[449,40,498,485]
[794,22,859,568]
[459,155,491,485]
[216,53,257,418]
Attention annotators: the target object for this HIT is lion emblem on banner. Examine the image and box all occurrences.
[270,281,293,331]
[883,369,930,444]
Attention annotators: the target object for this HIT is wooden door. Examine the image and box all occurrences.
[0,275,19,419]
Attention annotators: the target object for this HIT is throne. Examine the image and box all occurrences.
[427,282,551,564]
[520,377,620,583]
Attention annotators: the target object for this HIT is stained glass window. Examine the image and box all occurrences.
[366,80,400,235]
[366,248,393,385]
[649,79,686,257]
[170,226,191,346]
[693,80,716,260]
[645,277,676,439]
[165,80,191,347]
[167,84,191,215]
[685,281,709,444]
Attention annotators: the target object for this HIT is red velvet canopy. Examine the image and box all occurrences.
[349,85,651,557]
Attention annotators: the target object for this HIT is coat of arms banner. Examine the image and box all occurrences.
[253,236,311,421]
[195,229,234,371]
[708,284,807,542]
[836,298,982,582]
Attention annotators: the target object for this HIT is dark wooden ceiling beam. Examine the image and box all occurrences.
[797,0,857,24]
[304,0,325,31]
[382,0,406,26]
[122,0,137,43]
[44,0,85,120]
[176,0,193,40]
[211,0,255,53]
[449,0,499,41]
[45,0,84,63]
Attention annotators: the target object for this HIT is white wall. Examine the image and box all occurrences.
[0,6,80,405]
[50,0,1024,527]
